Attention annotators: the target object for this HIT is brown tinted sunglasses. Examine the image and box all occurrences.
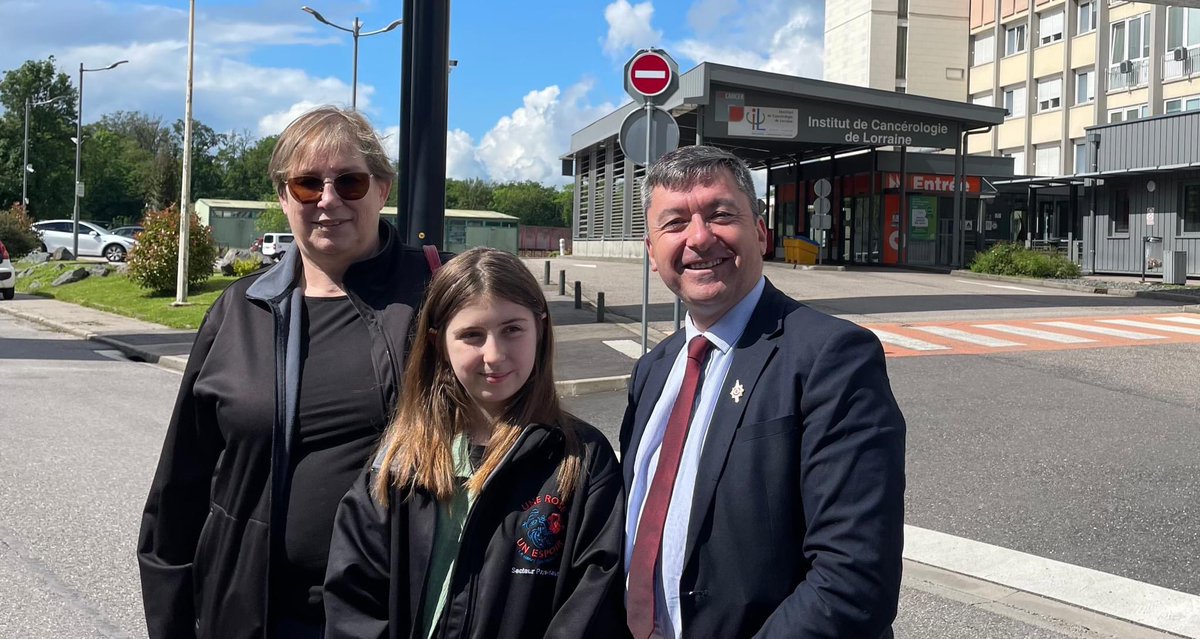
[286,172,372,204]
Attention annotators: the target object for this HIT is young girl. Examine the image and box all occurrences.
[323,247,626,639]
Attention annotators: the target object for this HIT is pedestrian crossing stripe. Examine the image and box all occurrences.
[868,329,950,351]
[1038,321,1166,341]
[1100,318,1200,336]
[865,314,1200,358]
[910,325,1024,348]
[972,324,1096,344]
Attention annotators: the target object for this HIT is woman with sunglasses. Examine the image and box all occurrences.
[138,105,447,639]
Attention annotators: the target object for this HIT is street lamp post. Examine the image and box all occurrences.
[73,59,128,259]
[301,6,402,109]
[22,95,65,213]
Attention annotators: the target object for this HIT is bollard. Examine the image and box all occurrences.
[596,292,605,323]
[574,281,582,309]
[543,260,550,285]
[558,270,566,296]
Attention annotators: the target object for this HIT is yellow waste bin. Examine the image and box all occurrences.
[783,236,819,266]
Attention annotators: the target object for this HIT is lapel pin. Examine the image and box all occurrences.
[730,380,744,404]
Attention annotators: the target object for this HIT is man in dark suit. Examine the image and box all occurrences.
[621,145,906,639]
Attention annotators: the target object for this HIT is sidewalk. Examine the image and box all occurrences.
[0,287,646,396]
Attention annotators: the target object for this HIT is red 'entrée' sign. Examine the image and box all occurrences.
[628,52,672,97]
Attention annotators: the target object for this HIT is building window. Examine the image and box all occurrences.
[1005,23,1027,56]
[1074,141,1089,174]
[972,92,994,107]
[1111,14,1150,63]
[1112,187,1130,234]
[896,26,908,80]
[1182,183,1200,233]
[973,33,995,66]
[1166,7,1200,51]
[1075,69,1095,104]
[1077,1,1096,35]
[1040,9,1064,45]
[1037,77,1062,111]
[1004,149,1027,175]
[1003,86,1027,118]
[1035,145,1061,176]
[1165,96,1200,113]
[1107,104,1149,122]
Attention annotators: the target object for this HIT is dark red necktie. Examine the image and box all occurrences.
[627,335,713,639]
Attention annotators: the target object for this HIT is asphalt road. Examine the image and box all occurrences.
[0,312,175,638]
[3,301,1194,638]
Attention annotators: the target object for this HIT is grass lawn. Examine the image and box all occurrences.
[15,260,236,330]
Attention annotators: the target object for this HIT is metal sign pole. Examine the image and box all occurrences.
[641,99,653,354]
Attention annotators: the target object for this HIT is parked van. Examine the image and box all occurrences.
[260,233,295,260]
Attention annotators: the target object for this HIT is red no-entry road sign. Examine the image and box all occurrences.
[625,49,678,102]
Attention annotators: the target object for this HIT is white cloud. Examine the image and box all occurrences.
[673,0,823,77]
[445,129,487,180]
[471,81,614,185]
[603,0,662,56]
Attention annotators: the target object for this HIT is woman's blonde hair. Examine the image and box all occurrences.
[372,247,583,505]
[268,105,396,195]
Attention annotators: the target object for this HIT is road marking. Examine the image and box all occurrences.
[868,328,950,351]
[972,324,1096,344]
[956,279,1043,293]
[904,525,1200,638]
[1099,318,1200,336]
[1158,315,1200,326]
[910,325,1024,348]
[602,339,644,359]
[571,263,598,268]
[1037,321,1168,340]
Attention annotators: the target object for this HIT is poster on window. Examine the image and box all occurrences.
[909,196,938,241]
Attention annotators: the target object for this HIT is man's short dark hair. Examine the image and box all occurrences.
[642,145,758,215]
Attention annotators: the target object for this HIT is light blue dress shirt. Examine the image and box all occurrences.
[625,276,766,639]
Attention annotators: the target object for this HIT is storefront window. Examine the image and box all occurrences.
[1182,184,1200,233]
[1112,187,1130,234]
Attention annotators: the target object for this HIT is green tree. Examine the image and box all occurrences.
[172,118,226,200]
[555,183,574,227]
[219,132,277,200]
[491,180,563,227]
[255,204,288,235]
[0,58,78,219]
[79,127,144,225]
[445,177,494,210]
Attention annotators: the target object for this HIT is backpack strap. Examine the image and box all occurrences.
[423,244,442,274]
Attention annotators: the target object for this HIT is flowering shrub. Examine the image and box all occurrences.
[126,206,219,292]
[0,203,41,258]
[233,257,263,277]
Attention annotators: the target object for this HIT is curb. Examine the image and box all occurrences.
[555,374,630,397]
[0,304,190,373]
[951,269,1200,304]
[2,303,624,390]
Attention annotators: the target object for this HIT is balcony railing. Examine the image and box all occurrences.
[1108,58,1148,91]
[1163,47,1200,81]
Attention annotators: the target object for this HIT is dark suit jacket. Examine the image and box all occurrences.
[619,280,906,639]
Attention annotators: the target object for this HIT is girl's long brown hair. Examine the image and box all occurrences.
[372,247,583,505]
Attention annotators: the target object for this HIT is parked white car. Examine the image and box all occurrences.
[32,219,137,262]
[260,232,295,260]
[0,238,15,300]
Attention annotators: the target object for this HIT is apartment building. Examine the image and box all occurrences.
[968,0,1200,176]
[824,0,970,101]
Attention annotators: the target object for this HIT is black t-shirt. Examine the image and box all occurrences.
[273,295,386,622]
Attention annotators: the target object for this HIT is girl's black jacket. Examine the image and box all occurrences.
[323,422,629,639]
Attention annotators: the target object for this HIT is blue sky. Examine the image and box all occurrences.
[0,0,824,184]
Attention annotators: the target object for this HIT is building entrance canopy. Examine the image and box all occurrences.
[565,62,1007,268]
[568,63,1004,168]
